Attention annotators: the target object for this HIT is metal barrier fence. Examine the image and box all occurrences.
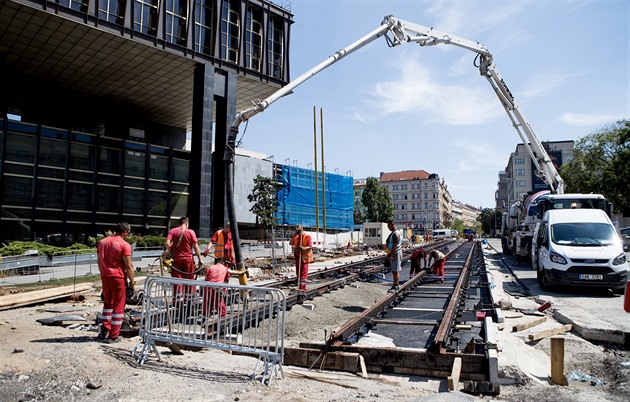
[132,275,286,385]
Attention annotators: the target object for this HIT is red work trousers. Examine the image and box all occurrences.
[202,287,226,317]
[295,259,309,290]
[171,257,195,304]
[434,258,446,278]
[101,276,126,339]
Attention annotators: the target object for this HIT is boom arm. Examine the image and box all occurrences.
[224,15,564,270]
[382,16,564,195]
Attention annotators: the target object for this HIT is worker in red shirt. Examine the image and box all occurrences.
[97,222,135,343]
[164,217,203,309]
[428,248,447,284]
[202,258,241,318]
[291,226,313,291]
[410,247,428,277]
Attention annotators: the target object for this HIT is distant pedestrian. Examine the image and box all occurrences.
[204,223,235,267]
[428,248,447,284]
[386,220,403,292]
[97,222,135,343]
[291,226,313,291]
[410,247,428,277]
[164,217,203,311]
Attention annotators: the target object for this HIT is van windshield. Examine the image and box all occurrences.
[551,223,617,246]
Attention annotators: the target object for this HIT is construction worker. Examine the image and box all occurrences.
[428,248,447,284]
[97,222,135,343]
[386,220,403,292]
[409,247,428,277]
[204,223,235,267]
[291,225,313,291]
[202,258,241,319]
[164,217,203,313]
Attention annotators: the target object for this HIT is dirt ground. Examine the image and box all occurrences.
[1,267,629,401]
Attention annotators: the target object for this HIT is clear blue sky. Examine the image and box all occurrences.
[240,0,629,209]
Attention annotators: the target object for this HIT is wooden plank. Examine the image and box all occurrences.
[550,337,568,385]
[528,324,572,341]
[447,357,462,391]
[0,284,94,310]
[512,316,546,332]
[284,347,359,373]
[358,355,368,378]
[297,342,487,375]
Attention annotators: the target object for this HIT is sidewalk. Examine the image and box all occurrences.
[485,238,630,347]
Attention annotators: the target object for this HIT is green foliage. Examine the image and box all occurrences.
[451,218,464,233]
[561,120,630,215]
[0,241,91,257]
[126,235,165,248]
[248,175,281,231]
[353,209,364,225]
[361,177,394,223]
[476,208,497,235]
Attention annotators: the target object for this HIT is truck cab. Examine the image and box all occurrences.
[531,208,628,291]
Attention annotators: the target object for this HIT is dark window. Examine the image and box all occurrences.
[245,6,263,71]
[97,185,120,212]
[165,0,188,46]
[98,0,126,25]
[267,17,283,79]
[67,182,94,210]
[99,147,122,175]
[58,0,88,13]
[134,0,158,36]
[194,0,213,54]
[220,0,240,63]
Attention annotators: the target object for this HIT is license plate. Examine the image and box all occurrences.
[579,274,603,280]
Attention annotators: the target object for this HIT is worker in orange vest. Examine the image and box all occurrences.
[291,225,313,291]
[203,223,235,267]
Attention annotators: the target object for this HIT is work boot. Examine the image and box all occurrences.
[97,326,108,340]
[105,337,122,344]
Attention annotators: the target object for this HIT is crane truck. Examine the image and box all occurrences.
[221,15,617,282]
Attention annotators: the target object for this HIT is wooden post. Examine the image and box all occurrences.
[550,337,568,385]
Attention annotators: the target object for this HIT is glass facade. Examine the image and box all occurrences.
[0,119,191,244]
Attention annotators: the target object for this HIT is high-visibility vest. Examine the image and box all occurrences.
[212,230,234,260]
[292,234,314,263]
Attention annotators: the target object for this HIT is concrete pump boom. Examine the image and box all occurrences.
[224,15,564,270]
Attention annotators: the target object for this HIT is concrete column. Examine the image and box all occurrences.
[190,63,214,238]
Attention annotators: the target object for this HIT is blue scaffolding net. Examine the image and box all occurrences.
[275,165,353,230]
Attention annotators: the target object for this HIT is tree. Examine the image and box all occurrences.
[476,208,496,235]
[353,209,364,225]
[561,120,630,215]
[247,175,280,237]
[361,177,394,222]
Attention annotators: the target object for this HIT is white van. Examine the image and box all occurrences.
[531,209,628,291]
[430,229,450,240]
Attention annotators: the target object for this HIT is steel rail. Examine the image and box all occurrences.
[432,241,476,353]
[328,241,472,347]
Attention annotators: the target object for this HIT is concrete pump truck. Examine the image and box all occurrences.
[220,15,626,292]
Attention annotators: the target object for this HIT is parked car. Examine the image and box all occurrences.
[620,227,630,251]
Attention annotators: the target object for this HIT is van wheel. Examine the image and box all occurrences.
[537,267,553,291]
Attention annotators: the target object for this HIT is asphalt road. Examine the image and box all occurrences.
[485,238,630,347]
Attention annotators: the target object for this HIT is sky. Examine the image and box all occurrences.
[237,0,629,209]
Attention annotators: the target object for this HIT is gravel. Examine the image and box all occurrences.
[1,251,629,401]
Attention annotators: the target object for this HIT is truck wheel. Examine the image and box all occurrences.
[537,267,553,291]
